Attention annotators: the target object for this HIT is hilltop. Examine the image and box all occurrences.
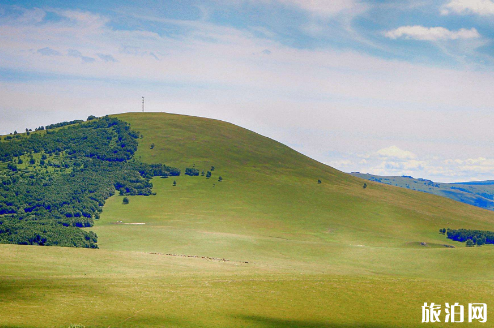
[92,112,494,253]
[2,112,494,328]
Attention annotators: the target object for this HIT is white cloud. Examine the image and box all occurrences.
[442,0,494,16]
[277,0,358,16]
[244,0,360,16]
[377,146,416,160]
[385,26,480,41]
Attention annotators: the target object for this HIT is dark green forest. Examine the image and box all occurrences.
[441,228,494,246]
[0,116,179,248]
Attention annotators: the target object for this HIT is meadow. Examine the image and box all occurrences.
[2,112,494,327]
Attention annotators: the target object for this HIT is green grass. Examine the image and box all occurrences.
[2,112,494,327]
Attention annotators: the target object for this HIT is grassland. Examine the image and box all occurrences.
[2,112,494,327]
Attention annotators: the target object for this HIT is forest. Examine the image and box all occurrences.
[0,116,179,248]
[442,228,494,246]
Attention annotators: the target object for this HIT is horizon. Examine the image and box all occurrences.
[1,0,494,183]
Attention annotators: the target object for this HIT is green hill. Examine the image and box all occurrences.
[2,112,494,328]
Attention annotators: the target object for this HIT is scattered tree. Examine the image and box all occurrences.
[185,168,199,176]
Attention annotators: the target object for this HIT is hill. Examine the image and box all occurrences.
[351,173,494,211]
[2,112,494,328]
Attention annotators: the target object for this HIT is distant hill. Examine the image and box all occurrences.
[351,172,494,211]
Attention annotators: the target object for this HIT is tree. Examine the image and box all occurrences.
[87,115,97,121]
[466,239,474,247]
[318,179,322,184]
[122,197,129,205]
[150,143,155,149]
[173,180,177,186]
[218,176,223,182]
[363,183,367,189]
[206,171,211,178]
[7,163,17,171]
[211,166,215,171]
[185,168,199,176]
[201,171,205,176]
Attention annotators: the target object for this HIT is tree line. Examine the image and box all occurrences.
[440,228,494,246]
[0,116,179,248]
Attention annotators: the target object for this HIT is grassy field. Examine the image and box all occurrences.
[2,112,494,327]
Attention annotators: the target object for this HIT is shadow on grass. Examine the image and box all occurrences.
[240,315,400,328]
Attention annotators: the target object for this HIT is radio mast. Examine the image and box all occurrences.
[142,96,145,112]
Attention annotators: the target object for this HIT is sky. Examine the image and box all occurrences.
[1,0,494,182]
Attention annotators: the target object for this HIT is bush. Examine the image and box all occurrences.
[185,168,199,176]
[122,197,129,205]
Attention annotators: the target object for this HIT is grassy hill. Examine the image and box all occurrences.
[2,112,494,328]
[351,173,494,211]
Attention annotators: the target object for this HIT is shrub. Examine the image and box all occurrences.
[185,168,199,176]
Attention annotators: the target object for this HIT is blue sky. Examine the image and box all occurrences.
[1,0,494,182]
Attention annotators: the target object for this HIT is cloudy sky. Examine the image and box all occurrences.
[1,0,494,182]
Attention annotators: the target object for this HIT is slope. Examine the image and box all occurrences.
[3,112,494,328]
[91,113,494,260]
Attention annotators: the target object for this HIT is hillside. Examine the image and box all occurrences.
[91,113,494,254]
[2,112,494,328]
[352,173,494,211]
